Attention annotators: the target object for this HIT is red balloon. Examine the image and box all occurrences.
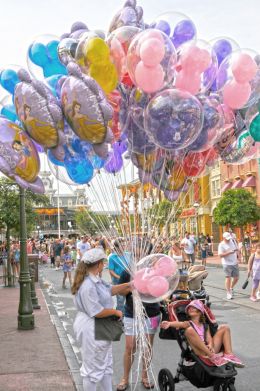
[107,90,122,140]
[182,151,206,177]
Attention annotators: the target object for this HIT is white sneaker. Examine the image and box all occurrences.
[257,291,260,300]
[230,288,234,296]
[55,267,59,271]
[226,292,232,300]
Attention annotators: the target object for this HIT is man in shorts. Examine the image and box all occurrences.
[218,232,239,300]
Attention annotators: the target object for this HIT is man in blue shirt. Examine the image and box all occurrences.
[108,239,129,312]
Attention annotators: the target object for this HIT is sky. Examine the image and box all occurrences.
[1,0,260,207]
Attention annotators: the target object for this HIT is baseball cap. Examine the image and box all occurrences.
[186,299,205,314]
[223,232,232,240]
[82,248,107,264]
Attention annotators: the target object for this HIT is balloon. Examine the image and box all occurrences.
[151,12,196,48]
[223,80,251,109]
[61,63,113,144]
[64,147,94,184]
[107,26,140,84]
[135,62,164,93]
[232,53,257,83]
[144,89,203,150]
[248,113,260,142]
[220,129,255,164]
[211,37,239,65]
[27,34,67,79]
[0,67,20,95]
[182,151,207,177]
[14,69,63,148]
[139,38,165,66]
[175,40,218,94]
[104,147,123,173]
[58,38,78,66]
[134,253,179,303]
[216,50,260,108]
[128,118,156,154]
[108,0,144,33]
[147,276,169,297]
[0,117,43,193]
[127,29,176,93]
[61,21,89,40]
[153,256,177,277]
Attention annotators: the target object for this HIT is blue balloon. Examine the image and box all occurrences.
[153,20,171,36]
[64,149,94,184]
[29,43,48,66]
[90,154,105,169]
[0,69,20,95]
[47,149,65,167]
[0,104,18,122]
[46,40,59,60]
[43,62,67,78]
[45,74,63,98]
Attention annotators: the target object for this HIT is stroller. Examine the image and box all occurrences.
[175,264,209,304]
[158,293,238,391]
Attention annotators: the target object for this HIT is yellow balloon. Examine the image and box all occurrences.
[89,62,118,93]
[85,37,110,64]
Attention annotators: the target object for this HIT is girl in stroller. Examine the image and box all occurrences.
[161,300,244,368]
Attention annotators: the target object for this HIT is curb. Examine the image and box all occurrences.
[39,278,83,391]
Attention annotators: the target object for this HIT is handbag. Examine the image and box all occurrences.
[95,316,124,341]
[242,278,249,289]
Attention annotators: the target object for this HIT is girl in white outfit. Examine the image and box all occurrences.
[72,248,130,391]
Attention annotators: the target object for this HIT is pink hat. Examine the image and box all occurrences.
[185,299,205,314]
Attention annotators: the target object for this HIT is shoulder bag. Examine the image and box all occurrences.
[95,316,124,341]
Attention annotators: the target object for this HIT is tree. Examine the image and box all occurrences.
[75,208,110,235]
[0,178,49,285]
[149,199,181,235]
[213,189,260,261]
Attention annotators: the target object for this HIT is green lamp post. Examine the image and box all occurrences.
[18,187,34,330]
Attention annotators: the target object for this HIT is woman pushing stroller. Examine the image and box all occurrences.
[161,299,244,368]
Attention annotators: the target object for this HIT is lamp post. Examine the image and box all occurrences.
[18,187,34,330]
[37,225,40,239]
[193,202,200,259]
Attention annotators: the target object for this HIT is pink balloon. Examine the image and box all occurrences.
[147,276,169,297]
[232,53,257,84]
[135,61,164,93]
[140,38,165,67]
[223,80,251,109]
[153,256,177,277]
[133,268,152,294]
[175,70,201,94]
[197,49,211,72]
[180,46,202,73]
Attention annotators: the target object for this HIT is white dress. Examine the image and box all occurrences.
[73,274,113,383]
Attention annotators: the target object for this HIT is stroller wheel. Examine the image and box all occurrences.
[158,369,175,391]
[213,383,236,391]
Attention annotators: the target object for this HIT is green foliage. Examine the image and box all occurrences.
[149,199,180,228]
[75,208,110,235]
[213,189,260,227]
[0,177,49,236]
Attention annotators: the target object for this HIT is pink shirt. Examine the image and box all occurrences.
[190,321,205,342]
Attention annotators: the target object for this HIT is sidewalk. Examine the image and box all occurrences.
[0,285,76,391]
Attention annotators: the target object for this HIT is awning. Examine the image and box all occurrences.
[242,175,256,188]
[231,178,244,189]
[221,181,232,192]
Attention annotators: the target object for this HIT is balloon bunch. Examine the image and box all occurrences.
[0,0,260,195]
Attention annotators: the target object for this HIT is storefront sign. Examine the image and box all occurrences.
[180,208,196,218]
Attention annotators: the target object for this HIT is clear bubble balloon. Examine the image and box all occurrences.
[127,29,177,93]
[133,254,179,303]
[58,38,78,66]
[107,26,140,85]
[175,39,218,94]
[216,49,260,109]
[151,12,196,49]
[245,104,260,142]
[220,129,255,164]
[27,34,67,80]
[144,88,203,150]
[48,155,79,186]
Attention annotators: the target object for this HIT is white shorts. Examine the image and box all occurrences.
[123,315,161,336]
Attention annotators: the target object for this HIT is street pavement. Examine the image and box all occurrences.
[39,265,260,391]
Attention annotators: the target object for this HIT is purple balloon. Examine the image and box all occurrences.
[164,190,179,201]
[104,150,123,173]
[172,19,196,48]
[128,119,156,154]
[108,0,144,32]
[213,39,232,65]
[144,89,203,151]
[154,20,171,36]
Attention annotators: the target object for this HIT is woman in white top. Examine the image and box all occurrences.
[72,248,130,391]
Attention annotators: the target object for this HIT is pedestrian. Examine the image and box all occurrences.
[72,248,130,391]
[70,245,77,268]
[13,242,20,278]
[247,242,260,302]
[161,299,244,367]
[53,238,64,270]
[218,232,239,300]
[108,239,129,313]
[62,246,73,288]
[181,232,196,265]
[206,234,213,256]
[200,240,208,267]
[77,235,91,261]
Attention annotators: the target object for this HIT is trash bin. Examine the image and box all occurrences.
[27,254,39,282]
